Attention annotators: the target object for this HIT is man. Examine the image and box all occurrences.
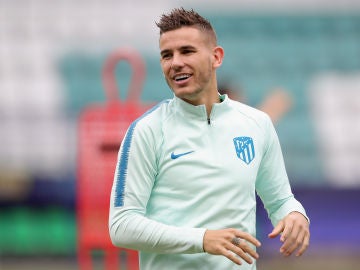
[109,8,309,270]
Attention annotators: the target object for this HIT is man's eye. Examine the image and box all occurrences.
[162,54,171,59]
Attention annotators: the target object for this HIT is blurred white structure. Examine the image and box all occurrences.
[309,73,360,187]
[0,0,171,178]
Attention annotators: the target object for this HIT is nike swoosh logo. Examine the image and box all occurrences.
[171,150,194,159]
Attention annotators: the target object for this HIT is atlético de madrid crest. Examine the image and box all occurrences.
[233,136,255,164]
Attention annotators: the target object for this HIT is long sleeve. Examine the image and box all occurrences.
[108,112,206,254]
[255,115,308,226]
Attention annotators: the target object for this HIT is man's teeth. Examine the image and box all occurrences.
[175,74,190,81]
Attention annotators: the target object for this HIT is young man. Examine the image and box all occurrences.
[109,8,310,270]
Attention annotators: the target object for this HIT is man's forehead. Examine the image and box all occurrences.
[159,27,206,49]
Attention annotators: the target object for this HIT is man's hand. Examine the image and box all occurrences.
[203,228,261,265]
[268,211,310,257]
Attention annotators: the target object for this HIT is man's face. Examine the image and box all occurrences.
[159,26,220,104]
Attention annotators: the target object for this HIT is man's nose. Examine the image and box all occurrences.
[171,54,184,70]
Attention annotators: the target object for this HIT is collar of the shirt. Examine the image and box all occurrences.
[172,94,231,121]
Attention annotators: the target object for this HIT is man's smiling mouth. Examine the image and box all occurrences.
[174,74,192,82]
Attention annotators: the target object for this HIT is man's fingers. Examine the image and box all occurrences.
[235,231,261,247]
[280,219,294,242]
[203,228,261,265]
[223,249,242,265]
[281,226,303,256]
[238,241,259,261]
[230,245,253,264]
[296,230,310,257]
[281,228,309,257]
[226,245,255,265]
[280,232,301,256]
[268,220,284,238]
[277,213,310,257]
[279,220,298,254]
[231,239,259,262]
[268,212,310,257]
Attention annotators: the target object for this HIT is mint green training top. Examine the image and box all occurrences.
[109,94,307,270]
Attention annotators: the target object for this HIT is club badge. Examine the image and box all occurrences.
[233,136,255,164]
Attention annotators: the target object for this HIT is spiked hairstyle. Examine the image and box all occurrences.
[156,8,217,45]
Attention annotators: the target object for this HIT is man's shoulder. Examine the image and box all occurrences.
[229,99,270,123]
[132,99,172,130]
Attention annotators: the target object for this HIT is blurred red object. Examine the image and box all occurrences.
[77,48,151,270]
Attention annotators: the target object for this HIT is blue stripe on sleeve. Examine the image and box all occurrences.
[114,100,169,207]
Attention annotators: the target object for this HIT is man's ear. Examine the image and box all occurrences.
[213,46,224,68]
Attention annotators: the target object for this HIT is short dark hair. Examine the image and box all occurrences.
[156,7,217,45]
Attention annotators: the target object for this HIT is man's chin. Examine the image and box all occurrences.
[173,90,194,100]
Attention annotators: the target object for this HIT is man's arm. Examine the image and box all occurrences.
[109,121,205,254]
[255,114,310,256]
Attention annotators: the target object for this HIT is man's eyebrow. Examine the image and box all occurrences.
[180,45,196,51]
[160,45,196,55]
